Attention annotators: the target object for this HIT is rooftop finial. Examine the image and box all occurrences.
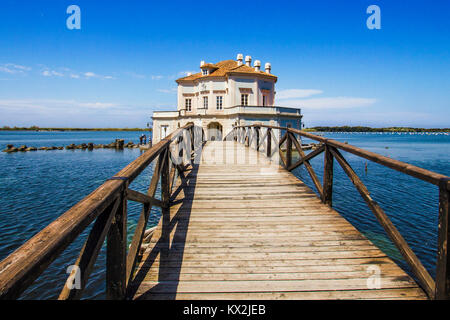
[237,53,243,66]
[245,55,252,67]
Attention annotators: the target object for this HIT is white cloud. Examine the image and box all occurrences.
[157,88,177,94]
[84,72,96,78]
[0,99,119,111]
[151,75,163,80]
[77,102,117,109]
[180,70,196,75]
[301,109,447,128]
[276,88,376,110]
[277,89,323,99]
[125,72,146,79]
[0,63,31,74]
[0,99,158,127]
[42,70,64,77]
[283,97,377,109]
[83,71,115,79]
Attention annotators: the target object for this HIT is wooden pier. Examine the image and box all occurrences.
[128,141,426,300]
[0,124,449,300]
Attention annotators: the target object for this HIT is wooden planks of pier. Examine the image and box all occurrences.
[128,141,427,300]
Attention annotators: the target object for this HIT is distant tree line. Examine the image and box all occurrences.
[304,126,450,132]
[0,126,151,132]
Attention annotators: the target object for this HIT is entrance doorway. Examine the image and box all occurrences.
[207,122,223,141]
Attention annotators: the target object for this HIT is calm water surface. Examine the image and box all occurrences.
[0,131,449,299]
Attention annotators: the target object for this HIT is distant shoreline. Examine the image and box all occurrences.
[0,126,152,132]
[2,126,449,133]
[304,126,450,133]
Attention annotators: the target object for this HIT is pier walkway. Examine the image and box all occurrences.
[128,141,426,300]
[1,124,449,300]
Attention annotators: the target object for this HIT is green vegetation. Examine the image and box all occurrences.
[304,126,450,133]
[0,126,151,132]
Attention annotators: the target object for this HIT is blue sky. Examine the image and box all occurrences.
[0,0,449,128]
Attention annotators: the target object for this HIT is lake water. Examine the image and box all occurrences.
[0,130,449,299]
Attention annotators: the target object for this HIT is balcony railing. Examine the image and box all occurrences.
[153,106,302,118]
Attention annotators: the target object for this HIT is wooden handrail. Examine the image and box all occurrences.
[0,124,197,300]
[232,124,450,300]
[234,125,450,189]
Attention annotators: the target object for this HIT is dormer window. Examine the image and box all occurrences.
[202,69,208,76]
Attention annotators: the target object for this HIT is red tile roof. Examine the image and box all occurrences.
[177,59,277,83]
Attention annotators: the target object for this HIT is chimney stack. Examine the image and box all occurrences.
[254,60,261,72]
[265,62,271,74]
[236,53,243,66]
[245,55,252,67]
[200,60,205,67]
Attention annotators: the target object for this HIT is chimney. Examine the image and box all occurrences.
[200,60,205,67]
[265,62,271,74]
[254,60,261,72]
[236,53,243,66]
[245,55,252,67]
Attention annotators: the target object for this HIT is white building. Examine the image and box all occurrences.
[152,54,302,143]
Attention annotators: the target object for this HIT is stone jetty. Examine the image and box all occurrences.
[2,139,140,153]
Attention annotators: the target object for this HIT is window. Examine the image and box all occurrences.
[262,95,267,106]
[216,96,223,110]
[185,98,192,111]
[203,96,208,109]
[241,94,249,106]
[202,69,208,75]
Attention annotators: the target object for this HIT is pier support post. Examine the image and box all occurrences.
[106,192,127,300]
[322,145,333,206]
[436,178,450,300]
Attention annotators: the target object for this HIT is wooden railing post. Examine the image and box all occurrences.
[286,130,292,168]
[436,178,450,300]
[106,189,127,300]
[266,129,272,157]
[160,149,171,257]
[190,126,195,157]
[245,128,249,147]
[322,145,333,206]
[256,127,260,151]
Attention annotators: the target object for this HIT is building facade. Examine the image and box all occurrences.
[152,54,302,143]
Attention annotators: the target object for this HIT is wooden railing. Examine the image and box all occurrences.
[228,124,450,300]
[0,123,200,300]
